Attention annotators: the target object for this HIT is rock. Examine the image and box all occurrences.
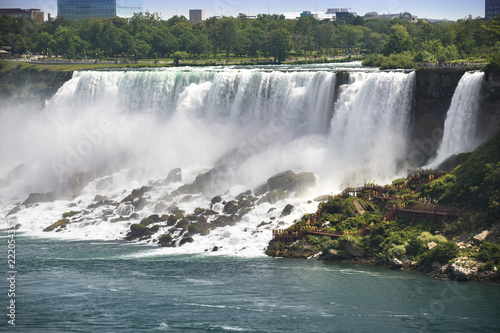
[266,170,316,193]
[343,240,366,257]
[180,195,194,203]
[194,207,206,215]
[265,189,288,204]
[238,198,253,208]
[281,204,294,217]
[128,224,149,239]
[176,218,190,230]
[223,201,241,215]
[43,219,69,232]
[7,206,21,216]
[158,234,174,247]
[140,214,161,226]
[203,209,219,216]
[55,172,93,198]
[236,190,252,200]
[149,225,160,233]
[94,194,108,202]
[22,192,57,205]
[154,202,169,213]
[473,230,489,242]
[211,215,237,229]
[179,236,194,246]
[390,258,403,269]
[314,195,330,202]
[212,246,219,252]
[162,193,174,202]
[428,241,437,250]
[186,214,198,221]
[166,168,182,183]
[116,203,135,216]
[238,207,252,219]
[168,205,185,215]
[211,196,222,204]
[135,197,148,211]
[166,215,177,226]
[451,263,472,281]
[188,221,210,235]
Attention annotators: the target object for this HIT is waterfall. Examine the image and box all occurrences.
[0,65,423,254]
[327,71,416,185]
[429,71,485,167]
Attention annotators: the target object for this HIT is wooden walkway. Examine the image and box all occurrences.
[271,169,459,243]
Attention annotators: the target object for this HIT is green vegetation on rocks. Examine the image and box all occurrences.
[267,132,500,281]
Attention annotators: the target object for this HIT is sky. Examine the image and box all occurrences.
[0,0,485,21]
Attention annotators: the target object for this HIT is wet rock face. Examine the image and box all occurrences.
[166,168,182,184]
[266,170,316,193]
[22,192,57,205]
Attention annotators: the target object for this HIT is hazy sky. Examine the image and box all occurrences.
[1,0,485,21]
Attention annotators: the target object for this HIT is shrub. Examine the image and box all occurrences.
[476,242,500,265]
[478,261,495,272]
[306,235,321,246]
[422,241,459,264]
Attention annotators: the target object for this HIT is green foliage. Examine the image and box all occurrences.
[306,235,321,246]
[476,242,500,265]
[171,51,188,65]
[421,241,459,264]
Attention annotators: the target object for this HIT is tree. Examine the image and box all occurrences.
[218,17,240,58]
[292,16,314,53]
[171,51,188,65]
[382,24,411,56]
[33,31,55,55]
[314,22,336,50]
[265,28,291,63]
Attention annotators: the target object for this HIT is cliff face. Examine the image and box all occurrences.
[407,69,500,166]
[480,71,500,142]
[0,67,73,103]
[408,70,465,165]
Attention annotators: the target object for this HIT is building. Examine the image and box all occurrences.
[364,11,418,23]
[57,0,143,20]
[189,9,205,24]
[486,0,500,19]
[0,8,44,23]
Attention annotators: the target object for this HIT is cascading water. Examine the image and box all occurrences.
[0,64,418,256]
[328,71,416,187]
[428,71,486,167]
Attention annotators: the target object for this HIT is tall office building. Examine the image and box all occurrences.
[189,9,205,24]
[486,0,500,19]
[57,0,143,20]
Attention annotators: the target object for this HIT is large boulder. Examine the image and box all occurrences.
[166,168,182,183]
[223,201,241,215]
[43,218,69,232]
[281,204,294,217]
[23,192,57,205]
[188,221,210,236]
[257,189,288,205]
[266,170,316,193]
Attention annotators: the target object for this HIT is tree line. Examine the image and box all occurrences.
[0,11,499,65]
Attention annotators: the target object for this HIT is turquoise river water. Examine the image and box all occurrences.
[2,233,500,332]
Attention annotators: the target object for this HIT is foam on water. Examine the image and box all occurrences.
[0,65,420,256]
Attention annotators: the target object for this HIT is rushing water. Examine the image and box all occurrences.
[428,71,486,167]
[4,234,500,332]
[0,63,418,253]
[1,64,496,331]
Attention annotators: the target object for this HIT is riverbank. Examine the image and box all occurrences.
[266,132,500,282]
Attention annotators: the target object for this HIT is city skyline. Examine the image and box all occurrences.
[0,0,486,21]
